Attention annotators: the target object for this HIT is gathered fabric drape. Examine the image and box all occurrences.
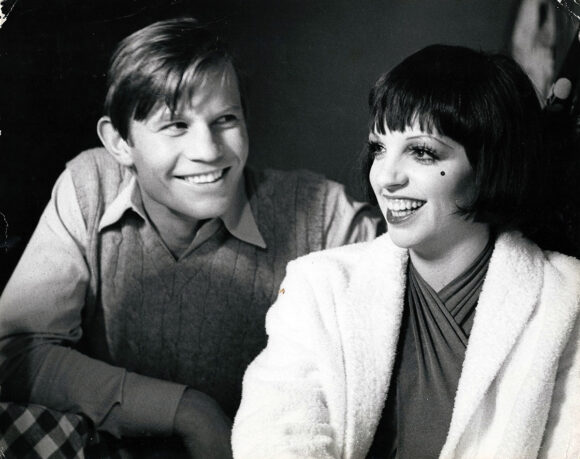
[369,239,494,458]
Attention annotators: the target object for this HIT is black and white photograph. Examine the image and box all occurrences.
[0,0,579,457]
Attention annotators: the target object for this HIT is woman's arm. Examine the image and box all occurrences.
[232,260,344,459]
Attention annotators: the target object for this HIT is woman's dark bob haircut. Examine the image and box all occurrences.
[364,44,545,234]
[104,17,243,141]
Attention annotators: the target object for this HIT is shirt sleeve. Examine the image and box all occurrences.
[322,180,383,248]
[0,169,186,438]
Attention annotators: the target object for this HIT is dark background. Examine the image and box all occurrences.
[0,0,562,286]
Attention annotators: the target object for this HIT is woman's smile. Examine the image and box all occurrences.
[369,123,478,256]
[382,195,426,224]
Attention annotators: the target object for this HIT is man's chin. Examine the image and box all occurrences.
[185,200,233,222]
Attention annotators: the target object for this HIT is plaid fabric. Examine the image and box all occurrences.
[0,402,116,459]
[0,403,185,458]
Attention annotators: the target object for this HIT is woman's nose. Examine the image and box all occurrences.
[183,124,222,162]
[374,156,408,191]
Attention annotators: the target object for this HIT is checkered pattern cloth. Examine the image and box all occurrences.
[0,403,186,458]
[0,402,101,458]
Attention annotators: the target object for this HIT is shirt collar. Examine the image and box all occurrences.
[98,172,266,249]
[98,175,145,230]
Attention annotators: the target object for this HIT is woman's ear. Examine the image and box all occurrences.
[97,116,134,167]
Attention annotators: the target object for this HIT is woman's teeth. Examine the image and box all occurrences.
[180,169,225,184]
[386,199,425,217]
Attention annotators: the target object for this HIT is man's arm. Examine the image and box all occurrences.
[322,180,383,248]
[0,170,185,438]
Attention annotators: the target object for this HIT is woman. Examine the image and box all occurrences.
[231,45,580,458]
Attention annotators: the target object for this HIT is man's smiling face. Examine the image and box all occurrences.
[125,63,249,230]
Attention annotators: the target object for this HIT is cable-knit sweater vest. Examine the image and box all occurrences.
[67,148,327,417]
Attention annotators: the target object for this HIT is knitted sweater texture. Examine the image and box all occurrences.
[68,148,328,417]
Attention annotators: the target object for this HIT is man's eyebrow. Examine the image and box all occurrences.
[148,109,175,123]
[214,104,243,114]
[150,103,245,123]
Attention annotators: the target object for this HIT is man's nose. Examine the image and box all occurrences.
[182,124,223,162]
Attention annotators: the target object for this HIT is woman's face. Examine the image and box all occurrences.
[369,122,478,257]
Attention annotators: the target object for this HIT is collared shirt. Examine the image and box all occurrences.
[0,166,380,438]
[58,168,377,260]
[97,172,267,257]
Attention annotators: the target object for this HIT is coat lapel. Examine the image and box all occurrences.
[339,234,408,458]
[441,232,544,457]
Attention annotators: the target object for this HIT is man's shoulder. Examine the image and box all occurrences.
[246,166,330,188]
[65,147,132,221]
[67,147,122,175]
[245,166,350,207]
[66,147,131,192]
[245,166,380,250]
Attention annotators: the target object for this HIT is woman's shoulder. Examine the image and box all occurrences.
[498,231,579,272]
[543,249,580,289]
[499,232,579,306]
[284,233,403,285]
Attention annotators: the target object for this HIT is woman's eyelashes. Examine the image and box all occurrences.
[367,140,385,158]
[409,143,439,164]
[367,140,440,164]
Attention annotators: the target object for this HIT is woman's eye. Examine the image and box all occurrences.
[410,145,438,164]
[368,141,385,158]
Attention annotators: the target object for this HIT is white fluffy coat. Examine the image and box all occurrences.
[232,232,580,458]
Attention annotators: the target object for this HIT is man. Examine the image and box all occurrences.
[0,18,379,457]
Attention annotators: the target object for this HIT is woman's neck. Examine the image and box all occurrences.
[409,223,491,292]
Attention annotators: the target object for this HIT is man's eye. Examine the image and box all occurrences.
[160,122,188,134]
[214,114,238,126]
[166,122,188,130]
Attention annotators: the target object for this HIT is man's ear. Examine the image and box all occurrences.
[97,116,134,167]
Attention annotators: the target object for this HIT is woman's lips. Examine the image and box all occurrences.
[386,208,419,224]
[383,197,426,225]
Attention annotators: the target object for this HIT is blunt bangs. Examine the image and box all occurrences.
[364,45,545,233]
[103,18,238,140]
[369,45,501,164]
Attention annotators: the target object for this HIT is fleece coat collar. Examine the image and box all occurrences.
[233,230,580,459]
[338,231,576,458]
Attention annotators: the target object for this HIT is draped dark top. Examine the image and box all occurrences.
[368,238,494,458]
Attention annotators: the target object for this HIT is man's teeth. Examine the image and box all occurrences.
[180,169,224,184]
[386,198,425,217]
